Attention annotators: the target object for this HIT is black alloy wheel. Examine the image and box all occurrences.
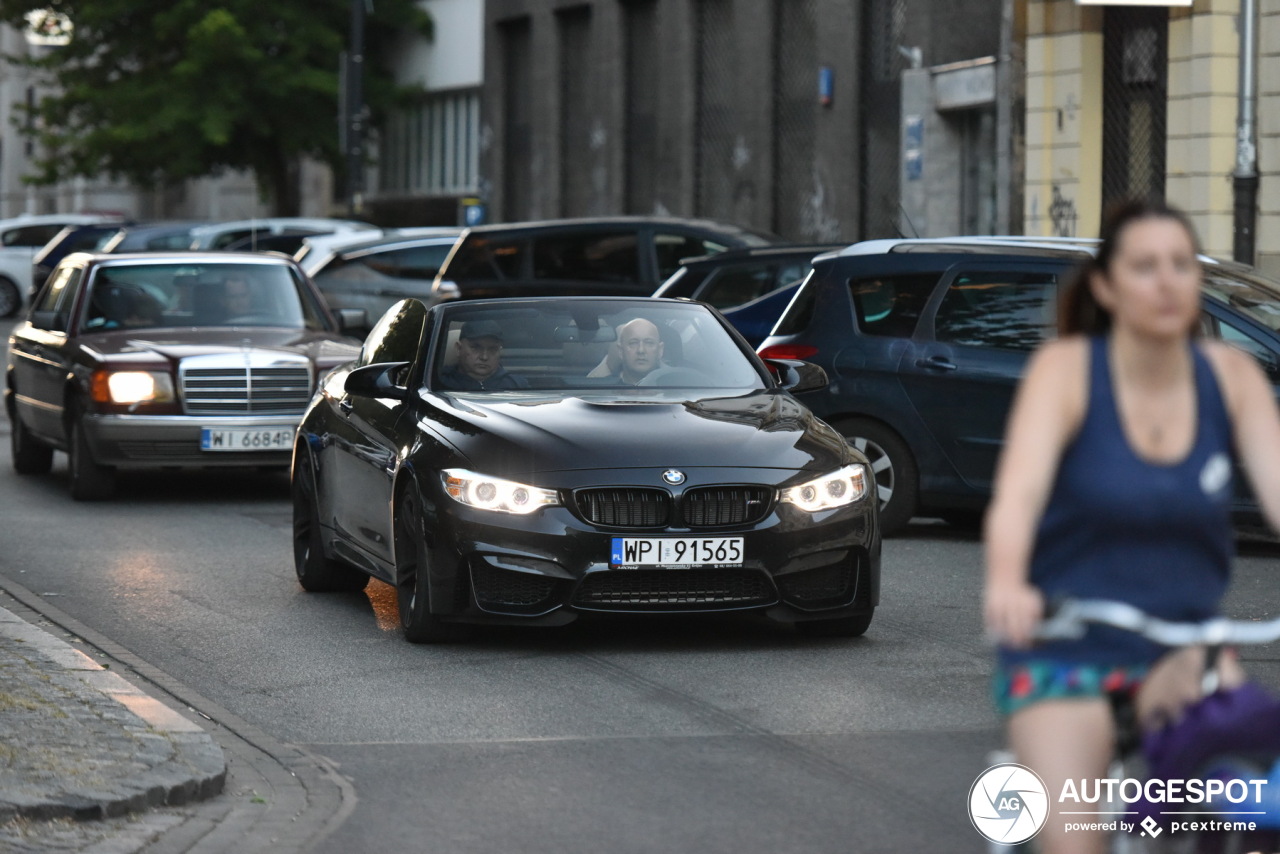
[68,405,116,501]
[835,417,918,537]
[395,485,458,643]
[795,611,874,638]
[10,409,53,474]
[292,452,368,592]
[0,277,19,318]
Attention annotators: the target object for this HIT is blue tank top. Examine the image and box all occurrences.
[1001,336,1235,667]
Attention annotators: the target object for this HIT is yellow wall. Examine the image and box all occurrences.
[1023,0,1280,268]
[1166,0,1240,257]
[1024,1,1103,238]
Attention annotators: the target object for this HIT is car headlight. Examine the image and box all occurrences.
[781,464,868,512]
[442,468,559,515]
[90,370,176,405]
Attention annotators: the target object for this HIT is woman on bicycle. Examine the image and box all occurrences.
[983,199,1280,854]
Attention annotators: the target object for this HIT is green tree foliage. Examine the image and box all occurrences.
[0,1,431,213]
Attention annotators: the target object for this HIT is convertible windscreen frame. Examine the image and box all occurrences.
[424,299,775,393]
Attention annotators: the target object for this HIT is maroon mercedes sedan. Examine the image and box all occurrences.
[5,251,364,499]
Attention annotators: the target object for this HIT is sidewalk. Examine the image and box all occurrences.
[0,603,226,824]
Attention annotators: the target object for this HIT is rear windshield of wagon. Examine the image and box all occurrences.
[1202,265,1280,334]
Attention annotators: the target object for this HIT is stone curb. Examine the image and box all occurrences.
[0,602,228,824]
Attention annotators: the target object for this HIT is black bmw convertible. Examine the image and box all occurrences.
[291,296,880,642]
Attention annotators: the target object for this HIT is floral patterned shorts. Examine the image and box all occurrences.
[993,660,1150,716]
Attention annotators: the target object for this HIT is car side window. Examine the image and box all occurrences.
[849,273,941,339]
[531,232,640,282]
[1203,314,1280,380]
[4,223,66,248]
[774,277,818,336]
[211,230,253,249]
[654,233,729,281]
[696,264,777,309]
[362,244,453,280]
[445,235,525,280]
[933,271,1059,352]
[34,266,80,315]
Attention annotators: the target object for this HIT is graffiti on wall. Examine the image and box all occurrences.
[1048,185,1078,238]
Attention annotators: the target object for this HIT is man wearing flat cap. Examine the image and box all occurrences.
[438,319,530,390]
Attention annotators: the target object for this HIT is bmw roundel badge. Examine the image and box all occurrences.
[662,469,686,485]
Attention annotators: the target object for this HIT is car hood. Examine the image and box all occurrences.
[81,328,360,367]
[420,389,851,475]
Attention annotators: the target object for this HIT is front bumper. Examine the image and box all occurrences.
[422,483,880,626]
[83,413,299,468]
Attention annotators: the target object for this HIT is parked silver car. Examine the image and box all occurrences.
[297,228,462,328]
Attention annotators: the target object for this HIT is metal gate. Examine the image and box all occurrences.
[1102,6,1168,209]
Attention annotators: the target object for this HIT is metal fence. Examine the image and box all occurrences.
[500,18,534,221]
[860,0,909,239]
[772,0,825,240]
[694,0,740,223]
[622,0,660,215]
[558,6,595,217]
[1102,6,1168,210]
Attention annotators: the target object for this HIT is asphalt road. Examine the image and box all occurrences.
[2,315,1279,853]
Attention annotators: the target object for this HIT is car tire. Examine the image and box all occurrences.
[68,410,116,501]
[292,455,368,592]
[0,277,19,318]
[395,485,458,644]
[11,410,53,475]
[833,418,918,537]
[795,610,874,638]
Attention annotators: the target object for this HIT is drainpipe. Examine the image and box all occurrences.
[1233,0,1258,265]
[346,0,366,217]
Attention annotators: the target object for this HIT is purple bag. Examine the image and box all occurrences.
[1130,683,1280,832]
[1142,681,1280,781]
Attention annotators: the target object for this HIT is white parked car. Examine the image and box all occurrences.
[188,217,378,251]
[0,213,124,317]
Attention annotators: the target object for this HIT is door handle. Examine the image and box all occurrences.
[915,356,958,371]
[339,398,353,415]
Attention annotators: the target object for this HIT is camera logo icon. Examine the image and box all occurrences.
[969,763,1050,845]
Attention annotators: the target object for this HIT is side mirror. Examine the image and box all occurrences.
[335,308,370,338]
[344,361,412,401]
[433,279,460,302]
[765,358,827,394]
[30,310,66,332]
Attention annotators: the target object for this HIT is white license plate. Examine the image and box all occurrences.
[611,537,744,568]
[200,427,293,452]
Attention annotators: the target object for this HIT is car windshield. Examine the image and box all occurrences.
[1201,264,1280,333]
[429,300,767,394]
[81,262,329,331]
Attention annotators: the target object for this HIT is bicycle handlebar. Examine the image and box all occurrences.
[1035,599,1280,646]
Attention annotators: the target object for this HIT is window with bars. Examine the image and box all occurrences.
[1102,7,1168,208]
[379,89,481,198]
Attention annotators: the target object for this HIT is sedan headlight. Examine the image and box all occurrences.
[781,464,868,512]
[442,468,559,515]
[90,370,176,405]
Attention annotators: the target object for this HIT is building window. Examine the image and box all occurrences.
[380,89,481,198]
[1102,7,1168,207]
